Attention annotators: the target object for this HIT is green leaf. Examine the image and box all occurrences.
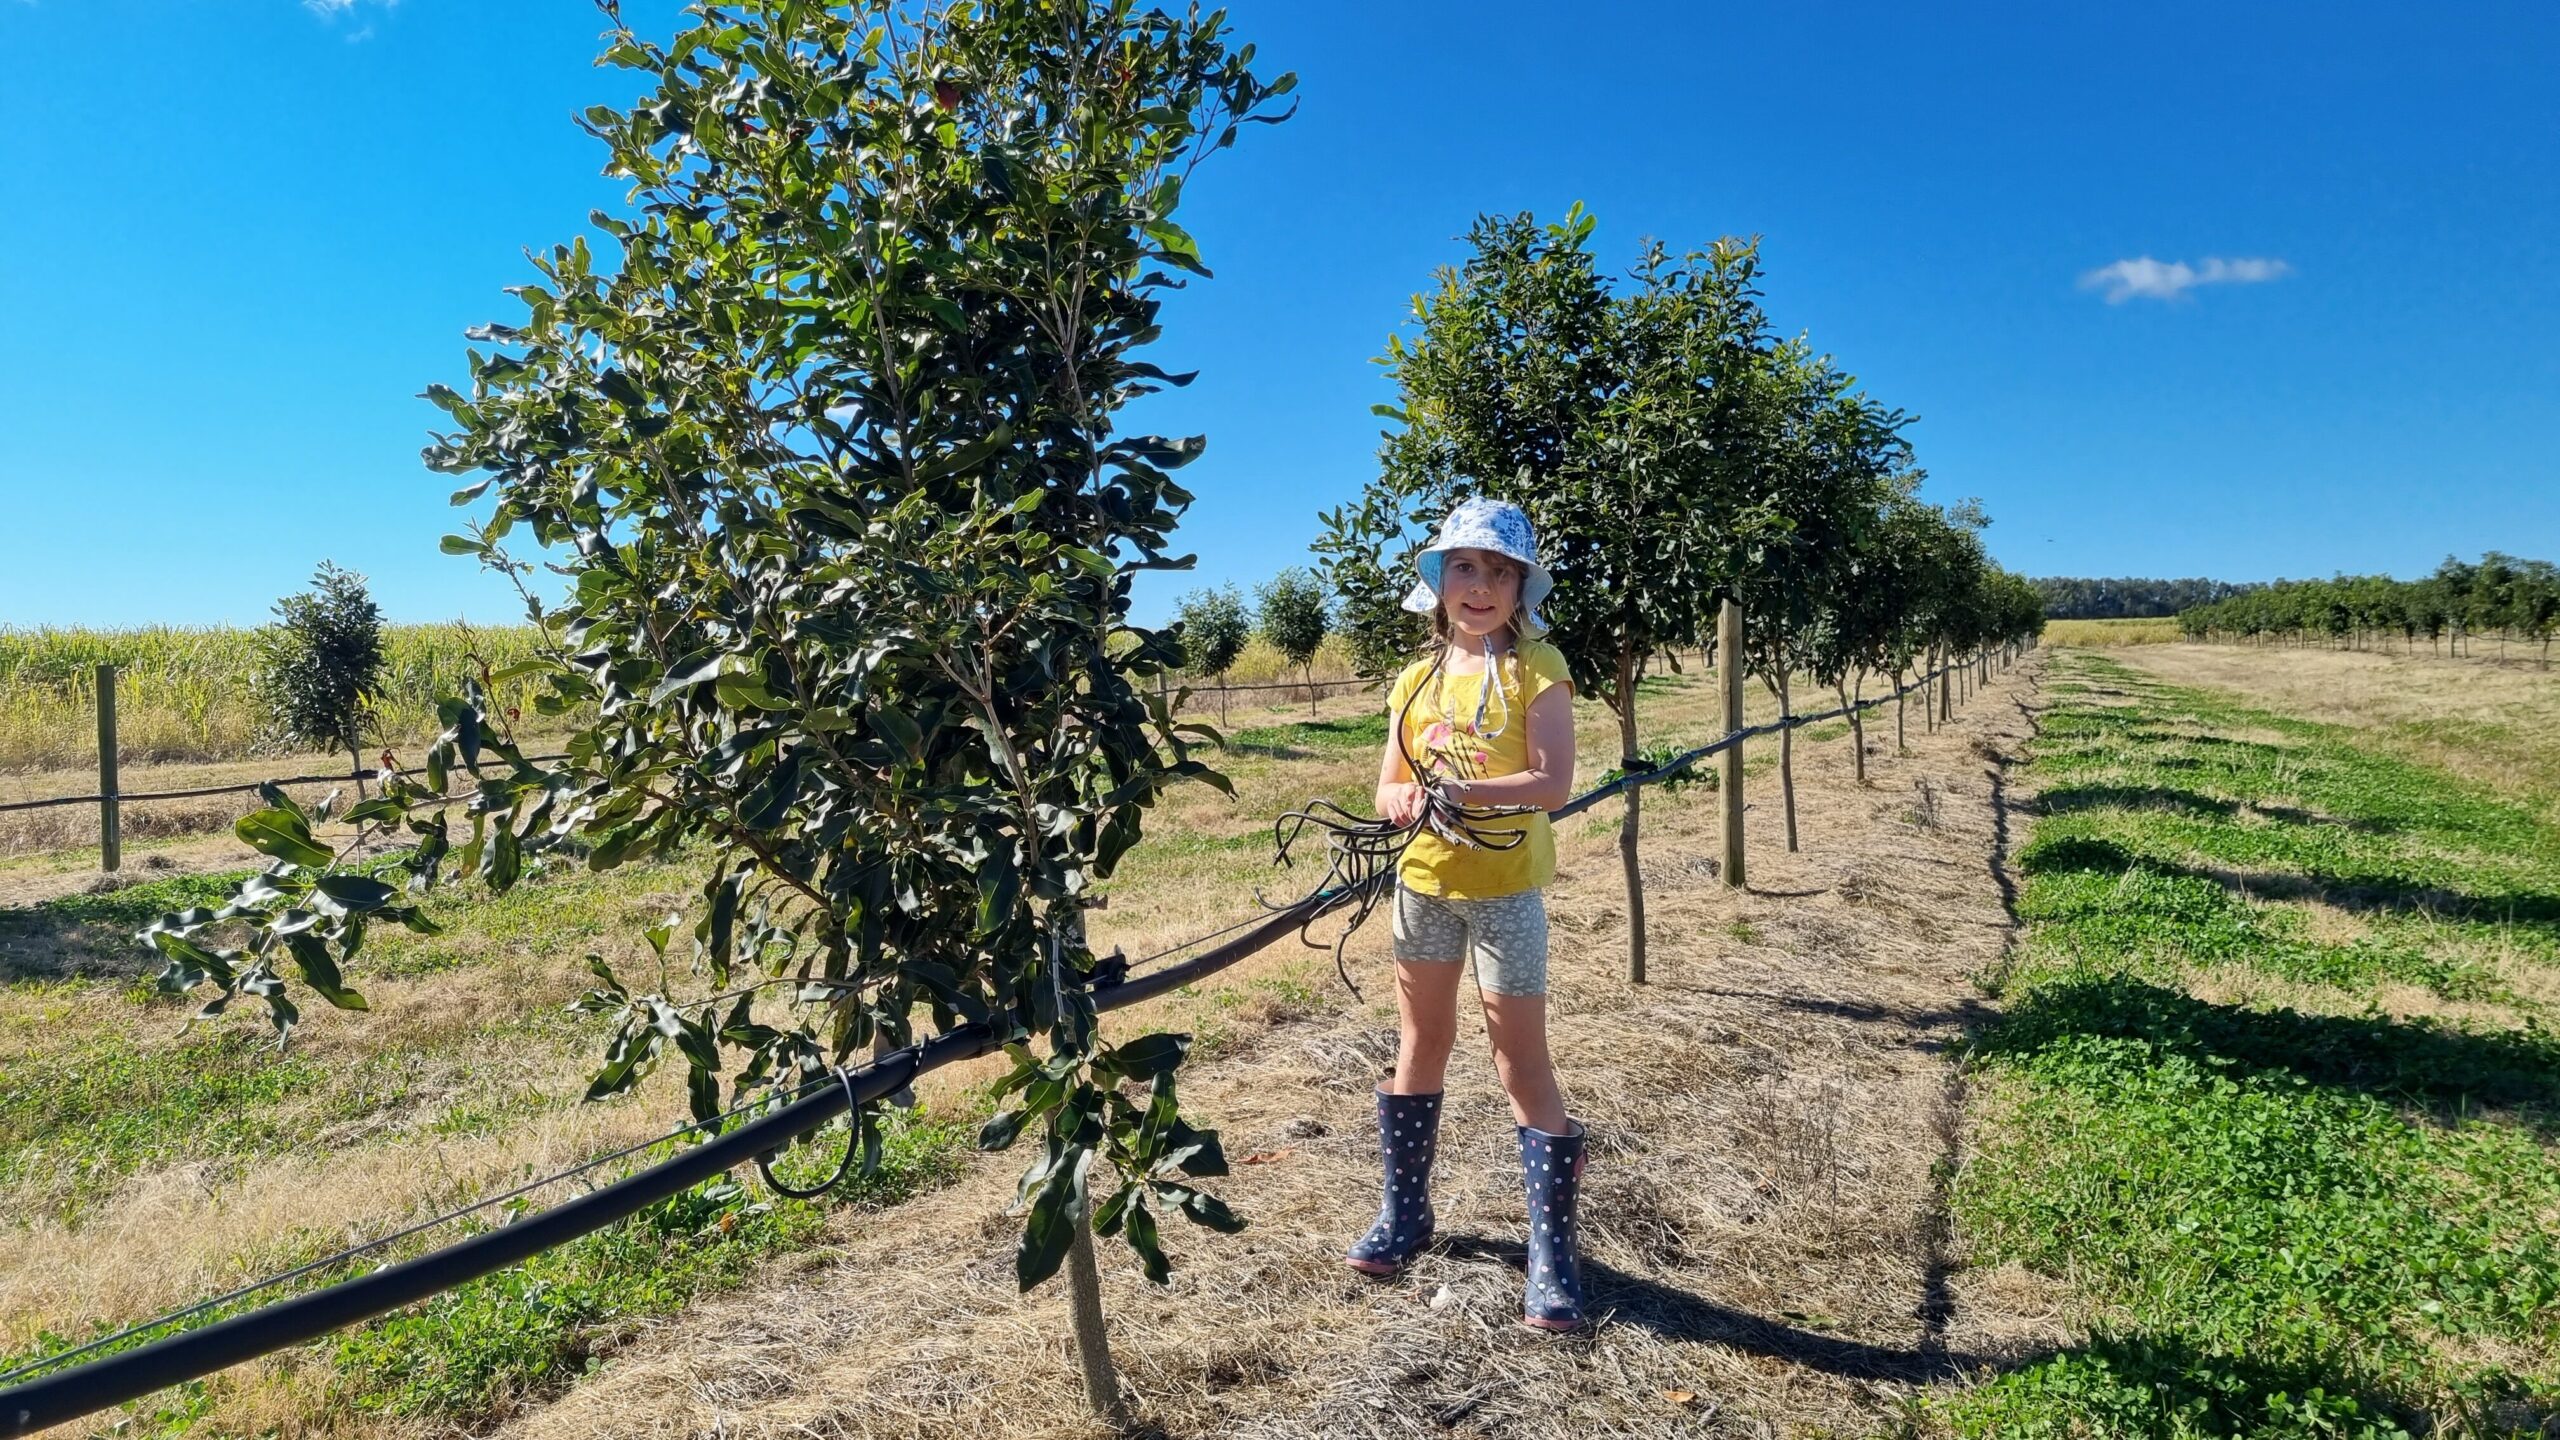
[870,706,924,763]
[738,747,804,829]
[978,1107,1031,1151]
[340,796,407,827]
[1126,1199,1170,1284]
[1107,1032,1190,1080]
[1016,1147,1085,1292]
[649,652,732,704]
[975,844,1020,937]
[286,934,370,1012]
[1142,219,1210,276]
[479,823,522,889]
[236,809,334,869]
[311,874,399,915]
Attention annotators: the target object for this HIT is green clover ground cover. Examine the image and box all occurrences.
[1944,654,2560,1437]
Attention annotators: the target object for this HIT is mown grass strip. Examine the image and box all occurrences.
[1942,653,2560,1438]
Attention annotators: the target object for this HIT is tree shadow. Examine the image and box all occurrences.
[1981,971,2560,1120]
[1433,1234,2006,1383]
[0,903,143,983]
[2033,784,2239,821]
[2033,783,2402,836]
[2019,834,2560,936]
[1966,1331,2436,1437]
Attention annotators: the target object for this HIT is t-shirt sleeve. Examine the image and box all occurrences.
[1520,642,1573,709]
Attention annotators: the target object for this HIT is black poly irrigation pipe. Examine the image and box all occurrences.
[1174,676,1380,696]
[0,655,1997,1435]
[0,755,573,816]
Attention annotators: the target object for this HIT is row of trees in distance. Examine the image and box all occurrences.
[2177,552,2559,666]
[2032,575,2257,620]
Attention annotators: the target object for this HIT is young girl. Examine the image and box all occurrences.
[1343,497,1588,1333]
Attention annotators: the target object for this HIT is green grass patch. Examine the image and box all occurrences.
[1226,711,1389,754]
[329,1104,973,1423]
[1942,652,2560,1437]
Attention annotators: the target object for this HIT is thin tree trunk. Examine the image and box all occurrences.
[1776,669,1799,852]
[1217,670,1229,728]
[1307,662,1319,721]
[1616,650,1647,986]
[1841,678,1866,783]
[1895,669,1907,753]
[1044,917,1127,1429]
[1062,1176,1129,1428]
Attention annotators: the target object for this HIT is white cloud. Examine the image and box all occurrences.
[2079,255,2292,304]
[303,0,395,18]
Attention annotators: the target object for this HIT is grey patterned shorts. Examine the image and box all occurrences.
[1391,884,1551,997]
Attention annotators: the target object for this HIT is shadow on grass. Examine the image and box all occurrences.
[1952,1330,2434,1439]
[2020,833,2560,935]
[1979,972,2560,1117]
[0,902,156,983]
[1434,1234,2002,1383]
[2033,784,2239,821]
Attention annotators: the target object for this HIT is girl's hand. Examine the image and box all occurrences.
[1376,781,1427,827]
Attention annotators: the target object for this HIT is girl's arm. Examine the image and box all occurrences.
[1448,683,1576,812]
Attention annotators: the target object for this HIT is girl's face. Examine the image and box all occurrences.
[1439,546,1521,641]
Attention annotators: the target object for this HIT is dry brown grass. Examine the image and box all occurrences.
[2116,642,2560,819]
[479,662,2056,1440]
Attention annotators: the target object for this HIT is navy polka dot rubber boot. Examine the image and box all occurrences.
[1516,1118,1588,1331]
[1345,1087,1443,1276]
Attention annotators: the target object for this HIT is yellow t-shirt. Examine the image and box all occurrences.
[1387,638,1574,899]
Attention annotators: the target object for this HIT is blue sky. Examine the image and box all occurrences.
[2,1,2553,630]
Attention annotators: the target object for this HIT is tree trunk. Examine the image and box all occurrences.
[1938,648,1951,725]
[1616,650,1647,986]
[1841,678,1866,783]
[1775,669,1799,852]
[1217,670,1229,728]
[349,739,369,800]
[1719,598,1745,890]
[1895,670,1907,753]
[1307,663,1319,720]
[1062,1172,1130,1428]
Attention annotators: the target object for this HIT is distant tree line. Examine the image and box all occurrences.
[2178,552,2560,667]
[2031,575,2259,620]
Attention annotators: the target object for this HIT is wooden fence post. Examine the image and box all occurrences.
[96,663,121,874]
[1719,598,1745,889]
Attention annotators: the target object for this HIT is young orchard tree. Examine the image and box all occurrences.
[1808,473,1924,784]
[1734,342,1903,850]
[1312,474,1434,679]
[1172,582,1251,724]
[149,2,1294,1422]
[1320,208,1773,984]
[252,561,388,794]
[1255,568,1331,719]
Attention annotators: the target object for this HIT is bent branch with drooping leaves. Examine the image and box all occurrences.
[149,0,1291,1293]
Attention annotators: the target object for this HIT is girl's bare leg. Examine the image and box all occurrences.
[1479,990,1570,1134]
[1389,958,1466,1094]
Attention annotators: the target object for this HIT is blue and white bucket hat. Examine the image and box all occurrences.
[1400,497,1553,639]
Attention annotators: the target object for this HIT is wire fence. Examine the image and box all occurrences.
[0,652,2005,1437]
